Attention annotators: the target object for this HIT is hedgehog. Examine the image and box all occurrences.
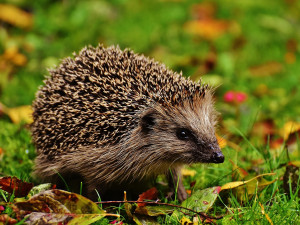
[31,44,224,202]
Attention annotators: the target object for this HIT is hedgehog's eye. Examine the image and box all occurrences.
[176,128,192,141]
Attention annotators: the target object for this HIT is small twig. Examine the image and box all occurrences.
[96,200,223,220]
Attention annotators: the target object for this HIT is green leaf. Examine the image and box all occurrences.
[181,186,221,213]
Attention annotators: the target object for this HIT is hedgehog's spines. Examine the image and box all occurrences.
[32,45,210,157]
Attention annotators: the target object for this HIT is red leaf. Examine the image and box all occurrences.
[137,187,158,207]
[0,177,33,197]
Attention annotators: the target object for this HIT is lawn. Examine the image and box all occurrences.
[0,0,299,224]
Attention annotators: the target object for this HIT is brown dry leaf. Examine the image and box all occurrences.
[0,4,33,29]
[0,176,34,197]
[0,214,17,225]
[249,61,283,77]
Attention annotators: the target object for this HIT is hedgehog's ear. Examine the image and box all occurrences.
[140,111,156,133]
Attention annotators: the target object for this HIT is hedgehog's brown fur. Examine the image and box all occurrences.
[32,45,224,201]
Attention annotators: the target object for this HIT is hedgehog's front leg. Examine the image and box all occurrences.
[167,167,187,202]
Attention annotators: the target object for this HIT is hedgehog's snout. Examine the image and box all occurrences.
[208,143,224,164]
[211,151,224,163]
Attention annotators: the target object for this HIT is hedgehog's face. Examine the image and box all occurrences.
[139,94,224,165]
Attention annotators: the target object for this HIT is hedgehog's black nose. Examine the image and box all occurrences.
[211,151,225,164]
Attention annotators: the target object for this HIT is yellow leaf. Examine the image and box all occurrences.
[4,46,27,66]
[216,134,227,149]
[6,105,33,124]
[221,173,275,190]
[0,4,32,29]
[289,161,300,167]
[280,121,300,140]
[181,168,196,177]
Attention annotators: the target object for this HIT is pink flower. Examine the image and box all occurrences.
[224,91,235,102]
[223,91,247,104]
[236,92,247,103]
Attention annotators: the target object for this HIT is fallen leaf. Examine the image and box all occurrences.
[133,214,161,225]
[24,212,107,225]
[221,173,277,202]
[216,134,227,149]
[184,20,230,40]
[170,186,221,224]
[289,161,300,167]
[3,46,27,66]
[185,2,233,40]
[135,205,174,217]
[0,214,17,225]
[0,177,33,197]
[181,186,221,213]
[14,189,118,224]
[181,168,196,177]
[0,4,33,29]
[249,61,283,77]
[27,183,54,198]
[221,173,275,190]
[280,121,300,140]
[0,103,33,124]
[137,187,158,207]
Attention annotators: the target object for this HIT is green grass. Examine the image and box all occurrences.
[0,0,299,224]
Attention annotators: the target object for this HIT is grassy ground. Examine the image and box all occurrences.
[0,0,300,224]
